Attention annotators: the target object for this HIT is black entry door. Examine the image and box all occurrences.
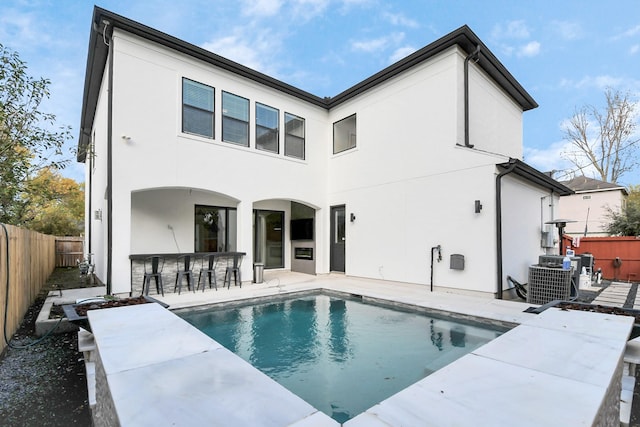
[330,205,345,272]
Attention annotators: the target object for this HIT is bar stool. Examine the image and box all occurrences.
[142,256,164,296]
[197,253,219,291]
[174,255,195,294]
[224,252,243,289]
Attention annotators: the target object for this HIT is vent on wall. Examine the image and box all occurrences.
[450,254,465,270]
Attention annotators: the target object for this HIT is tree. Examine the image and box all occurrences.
[0,43,72,226]
[562,88,639,184]
[606,185,640,236]
[23,167,84,236]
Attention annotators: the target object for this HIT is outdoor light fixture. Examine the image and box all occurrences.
[474,200,482,213]
[350,213,356,222]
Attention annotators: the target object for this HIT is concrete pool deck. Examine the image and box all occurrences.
[82,273,633,426]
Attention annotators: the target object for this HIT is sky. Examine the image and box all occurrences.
[1,0,639,186]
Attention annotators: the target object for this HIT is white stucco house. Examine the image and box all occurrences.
[77,7,571,299]
[558,176,628,237]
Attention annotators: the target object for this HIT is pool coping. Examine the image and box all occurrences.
[84,274,633,426]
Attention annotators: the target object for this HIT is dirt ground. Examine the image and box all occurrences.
[1,269,640,426]
[0,267,94,426]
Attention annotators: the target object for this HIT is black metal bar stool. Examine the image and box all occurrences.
[197,253,219,291]
[174,255,195,294]
[142,256,164,296]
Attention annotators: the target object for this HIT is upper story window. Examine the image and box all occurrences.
[182,78,214,138]
[256,103,279,153]
[222,91,249,146]
[333,114,356,154]
[284,113,305,160]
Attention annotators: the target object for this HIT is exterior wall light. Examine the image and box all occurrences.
[350,213,356,222]
[475,200,482,213]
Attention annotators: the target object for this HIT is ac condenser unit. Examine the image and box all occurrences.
[527,265,573,305]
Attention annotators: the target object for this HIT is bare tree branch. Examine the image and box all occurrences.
[561,87,639,183]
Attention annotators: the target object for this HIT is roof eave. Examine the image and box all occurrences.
[498,159,573,196]
[328,25,537,111]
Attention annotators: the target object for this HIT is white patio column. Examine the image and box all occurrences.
[236,200,253,284]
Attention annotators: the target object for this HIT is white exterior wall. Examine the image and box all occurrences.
[85,30,540,297]
[559,190,625,237]
[501,176,558,289]
[326,48,523,295]
[467,63,523,157]
[87,63,110,285]
[105,31,330,293]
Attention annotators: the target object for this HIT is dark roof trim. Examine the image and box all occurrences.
[329,25,537,111]
[78,7,538,161]
[560,176,628,194]
[497,159,573,196]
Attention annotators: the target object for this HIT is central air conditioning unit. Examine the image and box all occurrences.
[527,265,573,305]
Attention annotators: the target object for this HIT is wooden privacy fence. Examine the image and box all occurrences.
[55,236,84,267]
[0,224,56,354]
[563,235,640,282]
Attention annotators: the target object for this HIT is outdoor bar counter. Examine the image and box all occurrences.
[129,252,246,296]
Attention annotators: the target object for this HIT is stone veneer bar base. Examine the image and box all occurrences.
[86,294,633,426]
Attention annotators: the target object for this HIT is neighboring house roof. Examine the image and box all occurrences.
[560,176,628,195]
[498,159,574,196]
[77,6,538,161]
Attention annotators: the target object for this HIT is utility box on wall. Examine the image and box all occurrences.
[450,254,465,270]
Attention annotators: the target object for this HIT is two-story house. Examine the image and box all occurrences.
[78,7,571,299]
[558,176,628,237]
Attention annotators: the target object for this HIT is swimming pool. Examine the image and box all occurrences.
[178,293,506,423]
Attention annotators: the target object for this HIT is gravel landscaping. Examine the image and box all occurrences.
[0,268,93,426]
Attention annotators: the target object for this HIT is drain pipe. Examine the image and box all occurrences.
[103,19,114,295]
[464,45,481,148]
[430,245,442,292]
[495,159,518,299]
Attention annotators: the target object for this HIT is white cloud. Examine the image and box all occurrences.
[558,75,625,90]
[611,24,640,40]
[389,46,416,63]
[491,20,530,40]
[524,139,602,181]
[289,0,331,20]
[201,26,284,76]
[241,0,283,17]
[351,32,404,53]
[0,9,51,51]
[550,20,583,40]
[383,12,419,29]
[523,140,572,175]
[630,44,639,55]
[518,41,541,57]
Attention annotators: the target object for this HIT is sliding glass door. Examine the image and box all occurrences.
[254,210,284,269]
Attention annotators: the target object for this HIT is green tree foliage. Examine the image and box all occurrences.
[0,43,75,229]
[606,185,640,236]
[24,167,84,236]
[562,88,639,184]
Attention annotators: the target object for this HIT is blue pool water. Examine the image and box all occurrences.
[178,294,505,423]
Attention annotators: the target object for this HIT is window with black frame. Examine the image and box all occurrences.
[194,205,237,252]
[284,112,305,159]
[182,78,214,138]
[333,114,356,154]
[222,91,249,146]
[256,103,279,153]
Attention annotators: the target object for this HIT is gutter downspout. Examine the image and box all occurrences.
[104,19,113,295]
[495,158,518,299]
[464,45,481,148]
[85,131,92,262]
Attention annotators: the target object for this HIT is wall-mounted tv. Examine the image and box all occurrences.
[290,218,314,240]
